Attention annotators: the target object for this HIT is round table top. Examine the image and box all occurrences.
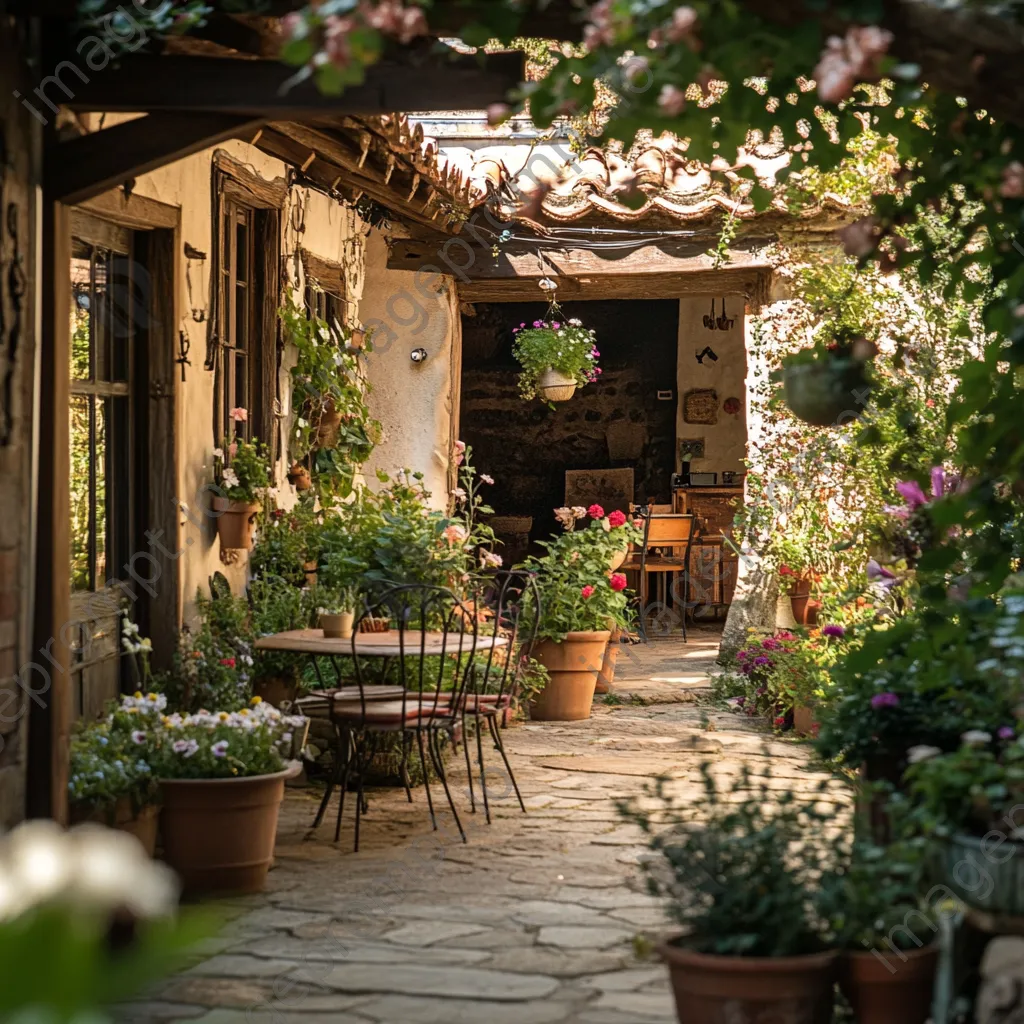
[254,628,508,657]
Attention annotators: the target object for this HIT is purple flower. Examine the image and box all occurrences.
[737,650,749,661]
[552,322,561,329]
[867,559,901,590]
[823,624,846,638]
[519,322,526,328]
[871,692,901,710]
[998,726,1016,740]
[895,479,929,511]
[930,466,946,500]
[762,637,780,651]
[752,655,772,668]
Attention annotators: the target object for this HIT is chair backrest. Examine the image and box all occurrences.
[645,513,696,546]
[467,570,540,707]
[349,584,478,722]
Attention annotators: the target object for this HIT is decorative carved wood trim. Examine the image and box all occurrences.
[300,249,346,298]
[212,150,289,209]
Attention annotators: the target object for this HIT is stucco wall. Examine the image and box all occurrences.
[359,231,459,506]
[120,140,370,620]
[676,295,748,477]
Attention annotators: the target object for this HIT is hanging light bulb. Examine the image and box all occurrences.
[539,277,558,292]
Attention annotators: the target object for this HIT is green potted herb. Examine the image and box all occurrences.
[210,429,271,550]
[903,731,1024,916]
[816,839,940,1024]
[318,585,358,639]
[620,766,838,1024]
[512,303,600,404]
[150,698,306,895]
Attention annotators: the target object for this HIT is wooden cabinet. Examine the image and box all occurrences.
[674,487,742,612]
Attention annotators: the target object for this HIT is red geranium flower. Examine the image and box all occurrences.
[581,585,595,599]
[773,716,786,727]
[220,657,236,668]
[607,510,627,528]
[609,573,627,592]
[587,503,605,519]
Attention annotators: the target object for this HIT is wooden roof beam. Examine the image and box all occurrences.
[60,52,523,117]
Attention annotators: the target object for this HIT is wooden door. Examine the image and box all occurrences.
[68,214,146,720]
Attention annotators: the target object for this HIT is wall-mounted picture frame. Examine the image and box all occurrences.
[683,388,718,424]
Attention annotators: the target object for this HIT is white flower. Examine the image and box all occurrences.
[212,448,224,460]
[222,467,240,489]
[131,730,146,745]
[480,551,503,569]
[479,474,494,485]
[451,487,468,503]
[961,730,992,747]
[211,740,229,758]
[907,745,942,764]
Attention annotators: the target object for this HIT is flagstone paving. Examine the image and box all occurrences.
[122,626,851,1024]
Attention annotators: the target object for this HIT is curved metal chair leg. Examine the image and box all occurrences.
[488,712,526,814]
[312,727,346,830]
[462,714,477,813]
[475,713,491,825]
[428,728,466,843]
[399,731,414,804]
[416,729,437,830]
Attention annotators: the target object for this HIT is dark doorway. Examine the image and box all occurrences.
[460,299,679,547]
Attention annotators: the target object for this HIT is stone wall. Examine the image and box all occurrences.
[0,30,40,827]
[459,299,679,540]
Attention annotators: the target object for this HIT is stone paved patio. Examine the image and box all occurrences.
[123,626,850,1024]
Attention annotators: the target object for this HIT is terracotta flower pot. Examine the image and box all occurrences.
[788,579,821,626]
[159,765,297,895]
[212,496,261,550]
[659,942,838,1024]
[529,630,610,721]
[288,463,312,491]
[70,798,160,857]
[317,399,343,448]
[793,704,817,737]
[537,367,577,402]
[839,945,938,1024]
[596,627,624,694]
[321,611,354,640]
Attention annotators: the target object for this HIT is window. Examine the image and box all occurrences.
[216,197,258,443]
[70,232,134,595]
[301,249,348,341]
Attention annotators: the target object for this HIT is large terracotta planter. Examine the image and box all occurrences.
[212,496,261,550]
[793,704,817,737]
[660,942,838,1024]
[596,628,624,694]
[529,631,610,721]
[839,945,939,1024]
[942,833,1024,916]
[788,579,821,626]
[70,799,160,857]
[537,367,577,403]
[159,765,297,895]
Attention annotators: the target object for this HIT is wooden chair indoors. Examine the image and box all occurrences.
[622,505,698,641]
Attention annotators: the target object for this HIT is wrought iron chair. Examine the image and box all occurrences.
[327,584,478,852]
[455,571,538,825]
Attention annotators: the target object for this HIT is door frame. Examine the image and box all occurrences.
[28,190,180,821]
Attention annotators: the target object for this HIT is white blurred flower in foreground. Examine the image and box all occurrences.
[0,820,179,922]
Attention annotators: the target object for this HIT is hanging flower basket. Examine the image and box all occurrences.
[778,340,876,428]
[512,301,600,404]
[537,367,578,402]
[212,497,261,550]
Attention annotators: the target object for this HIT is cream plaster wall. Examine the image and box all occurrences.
[676,295,749,477]
[358,232,459,506]
[123,140,370,620]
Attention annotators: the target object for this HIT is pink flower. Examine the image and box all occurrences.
[453,440,466,466]
[608,510,627,528]
[581,585,595,599]
[480,551,503,569]
[609,573,627,592]
[665,6,699,45]
[871,692,900,710]
[895,479,929,510]
[443,523,468,546]
[228,442,238,458]
[480,473,494,485]
[1001,161,1024,199]
[229,407,248,423]
[587,504,605,519]
[361,0,428,45]
[632,518,644,530]
[813,25,893,104]
[658,84,686,117]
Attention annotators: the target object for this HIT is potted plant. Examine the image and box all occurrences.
[816,839,940,1024]
[903,731,1024,916]
[319,586,357,639]
[620,766,839,1024]
[775,335,876,428]
[249,576,316,706]
[149,697,306,895]
[512,303,600,404]
[67,694,163,856]
[210,431,271,550]
[519,511,636,720]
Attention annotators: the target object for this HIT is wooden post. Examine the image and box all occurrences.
[27,200,71,822]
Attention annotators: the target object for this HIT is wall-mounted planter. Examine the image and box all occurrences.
[288,462,311,491]
[537,367,577,403]
[212,497,261,550]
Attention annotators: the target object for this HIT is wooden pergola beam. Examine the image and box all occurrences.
[44,113,263,205]
[60,53,523,117]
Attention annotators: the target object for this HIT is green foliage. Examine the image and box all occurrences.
[250,501,321,587]
[618,764,833,957]
[213,437,271,505]
[511,303,600,401]
[281,297,380,501]
[248,576,320,685]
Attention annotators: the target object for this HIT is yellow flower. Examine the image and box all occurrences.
[147,692,158,701]
[133,691,143,699]
[250,696,263,705]
[218,711,230,721]
[126,707,139,714]
[239,708,250,716]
